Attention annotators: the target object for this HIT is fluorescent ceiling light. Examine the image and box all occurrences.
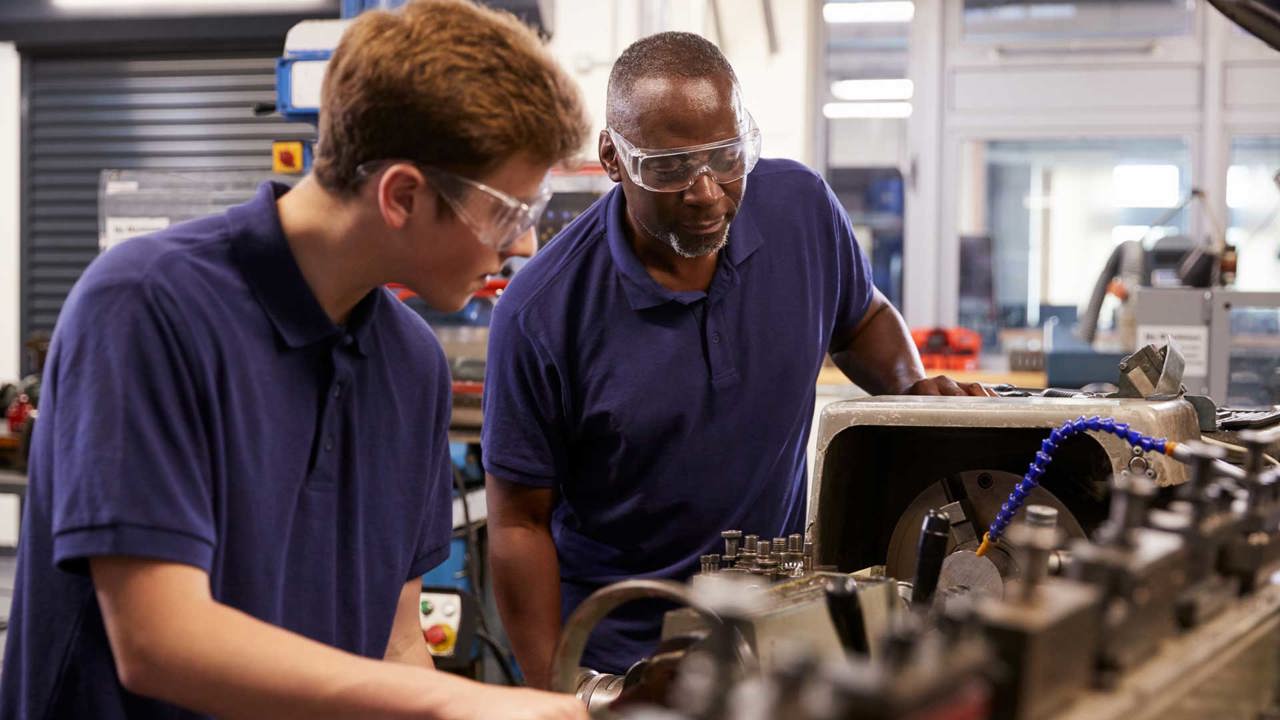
[823,101,912,119]
[831,78,913,101]
[1111,164,1180,208]
[823,1,915,24]
[52,0,326,9]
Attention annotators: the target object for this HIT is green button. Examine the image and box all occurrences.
[420,600,433,615]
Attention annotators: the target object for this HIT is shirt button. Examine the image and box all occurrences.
[711,332,722,344]
[324,436,335,452]
[333,383,343,399]
[342,335,354,347]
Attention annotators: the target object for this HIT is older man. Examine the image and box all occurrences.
[483,31,987,686]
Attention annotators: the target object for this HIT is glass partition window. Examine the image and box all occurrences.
[823,0,913,309]
[1226,136,1280,292]
[962,0,1195,43]
[1227,305,1280,408]
[957,138,1192,349]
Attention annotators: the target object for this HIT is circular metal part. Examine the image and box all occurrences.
[885,470,1087,583]
[1025,504,1059,528]
[936,550,1004,603]
[1128,452,1151,474]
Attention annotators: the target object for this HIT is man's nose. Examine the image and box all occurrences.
[682,171,724,205]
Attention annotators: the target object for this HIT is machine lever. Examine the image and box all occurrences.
[912,510,951,607]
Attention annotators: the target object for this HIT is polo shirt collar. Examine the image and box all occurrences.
[227,182,381,355]
[604,183,765,311]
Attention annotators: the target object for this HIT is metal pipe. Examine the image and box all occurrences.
[551,579,714,695]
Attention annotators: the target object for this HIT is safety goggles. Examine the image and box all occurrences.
[607,116,762,193]
[357,161,552,252]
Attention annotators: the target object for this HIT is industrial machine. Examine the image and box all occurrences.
[1057,173,1278,397]
[550,345,1280,718]
[1132,287,1280,408]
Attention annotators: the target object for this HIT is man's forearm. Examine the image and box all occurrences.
[832,297,926,395]
[490,523,563,690]
[155,603,469,720]
[94,564,467,720]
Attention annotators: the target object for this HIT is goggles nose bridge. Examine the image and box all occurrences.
[682,166,725,197]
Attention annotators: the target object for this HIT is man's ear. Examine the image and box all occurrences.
[375,163,437,230]
[598,130,623,183]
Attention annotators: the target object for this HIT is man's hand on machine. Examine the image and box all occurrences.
[903,375,994,397]
[442,684,587,720]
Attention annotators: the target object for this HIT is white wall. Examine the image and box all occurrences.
[0,43,19,382]
[549,0,816,165]
[827,117,907,168]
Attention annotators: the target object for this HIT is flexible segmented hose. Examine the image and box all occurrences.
[975,415,1179,557]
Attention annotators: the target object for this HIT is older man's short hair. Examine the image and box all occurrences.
[606,32,739,136]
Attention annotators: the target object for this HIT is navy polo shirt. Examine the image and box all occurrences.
[482,158,874,673]
[1,183,454,718]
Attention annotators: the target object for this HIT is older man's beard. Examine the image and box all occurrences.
[661,224,731,258]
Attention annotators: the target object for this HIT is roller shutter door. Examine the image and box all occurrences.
[22,53,315,353]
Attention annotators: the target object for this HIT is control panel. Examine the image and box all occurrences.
[418,585,478,671]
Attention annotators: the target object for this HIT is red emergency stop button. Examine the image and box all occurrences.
[272,140,305,174]
[424,624,456,655]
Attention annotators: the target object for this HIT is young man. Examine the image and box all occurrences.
[0,2,589,718]
[482,32,990,686]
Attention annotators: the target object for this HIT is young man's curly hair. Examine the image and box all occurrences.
[314,0,590,194]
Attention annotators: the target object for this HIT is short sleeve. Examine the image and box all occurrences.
[407,347,454,580]
[46,277,215,575]
[481,305,567,488]
[825,180,876,352]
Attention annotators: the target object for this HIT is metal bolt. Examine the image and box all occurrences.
[977,473,994,490]
[1006,519,1061,604]
[1100,473,1155,547]
[1026,504,1059,528]
[772,538,788,559]
[788,534,804,553]
[1240,430,1273,485]
[721,530,742,563]
[783,551,802,576]
[743,534,759,554]
[1178,440,1228,513]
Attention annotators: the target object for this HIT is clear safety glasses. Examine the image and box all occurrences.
[358,161,552,252]
[607,117,762,193]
